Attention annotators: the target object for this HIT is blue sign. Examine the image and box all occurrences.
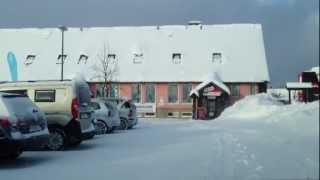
[7,52,18,81]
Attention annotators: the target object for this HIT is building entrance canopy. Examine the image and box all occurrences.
[190,72,230,97]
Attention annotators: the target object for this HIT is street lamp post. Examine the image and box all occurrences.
[58,26,68,81]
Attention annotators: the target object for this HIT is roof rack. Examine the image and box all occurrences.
[0,79,72,84]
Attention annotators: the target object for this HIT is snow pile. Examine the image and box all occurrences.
[220,93,284,119]
[219,93,319,135]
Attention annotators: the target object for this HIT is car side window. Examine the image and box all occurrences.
[122,102,130,109]
[0,89,28,96]
[34,90,55,102]
[90,102,101,110]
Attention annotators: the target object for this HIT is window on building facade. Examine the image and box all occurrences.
[95,83,118,98]
[25,55,36,66]
[78,54,89,64]
[109,83,118,98]
[250,84,256,95]
[145,84,155,103]
[131,83,141,103]
[108,54,116,63]
[168,84,178,103]
[182,83,192,103]
[133,53,143,64]
[229,84,240,96]
[172,53,182,64]
[212,53,222,63]
[57,54,67,64]
[95,84,105,98]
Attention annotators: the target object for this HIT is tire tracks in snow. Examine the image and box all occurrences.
[205,130,265,180]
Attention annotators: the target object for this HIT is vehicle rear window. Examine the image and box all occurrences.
[302,72,318,83]
[35,90,55,102]
[77,85,91,105]
[2,95,36,115]
[90,102,101,110]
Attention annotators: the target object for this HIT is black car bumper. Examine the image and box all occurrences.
[0,133,49,154]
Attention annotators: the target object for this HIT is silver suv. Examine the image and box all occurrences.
[0,92,49,159]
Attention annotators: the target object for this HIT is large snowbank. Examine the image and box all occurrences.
[220,93,284,120]
[219,93,319,136]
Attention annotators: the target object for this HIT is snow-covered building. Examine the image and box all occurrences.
[0,23,270,118]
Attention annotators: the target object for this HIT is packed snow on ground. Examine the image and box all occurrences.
[0,94,318,180]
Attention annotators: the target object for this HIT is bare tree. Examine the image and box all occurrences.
[92,43,119,97]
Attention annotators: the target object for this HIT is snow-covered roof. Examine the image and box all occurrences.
[286,82,313,89]
[0,24,270,83]
[308,67,319,74]
[190,72,230,97]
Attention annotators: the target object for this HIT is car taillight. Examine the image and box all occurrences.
[299,74,302,82]
[0,117,10,126]
[71,98,78,119]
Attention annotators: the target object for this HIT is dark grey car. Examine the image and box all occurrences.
[0,93,49,159]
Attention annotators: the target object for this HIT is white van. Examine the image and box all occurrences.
[0,79,95,150]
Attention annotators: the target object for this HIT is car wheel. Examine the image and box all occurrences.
[47,127,66,151]
[120,119,128,130]
[94,120,108,135]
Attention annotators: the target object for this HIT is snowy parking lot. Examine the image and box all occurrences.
[0,95,319,180]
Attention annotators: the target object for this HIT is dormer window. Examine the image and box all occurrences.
[212,53,222,63]
[108,54,116,63]
[133,53,143,64]
[78,54,88,64]
[172,53,182,64]
[25,55,36,65]
[57,54,67,64]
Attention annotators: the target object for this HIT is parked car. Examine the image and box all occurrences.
[104,98,138,129]
[0,79,95,150]
[0,92,49,159]
[90,98,121,134]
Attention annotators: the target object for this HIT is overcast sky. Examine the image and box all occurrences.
[0,0,318,87]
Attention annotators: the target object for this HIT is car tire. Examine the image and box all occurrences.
[120,118,128,130]
[47,127,66,151]
[94,120,108,135]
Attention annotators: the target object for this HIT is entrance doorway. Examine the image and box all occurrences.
[207,98,216,119]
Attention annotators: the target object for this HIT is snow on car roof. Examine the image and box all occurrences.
[0,24,269,83]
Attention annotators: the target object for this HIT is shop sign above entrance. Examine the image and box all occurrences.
[203,86,222,96]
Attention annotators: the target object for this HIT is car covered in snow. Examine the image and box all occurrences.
[0,92,49,159]
[0,79,95,150]
[90,98,121,134]
[104,98,138,129]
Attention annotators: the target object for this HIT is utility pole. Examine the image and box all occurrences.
[59,26,68,81]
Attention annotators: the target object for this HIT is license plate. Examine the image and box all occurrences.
[29,125,41,132]
[80,113,90,119]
